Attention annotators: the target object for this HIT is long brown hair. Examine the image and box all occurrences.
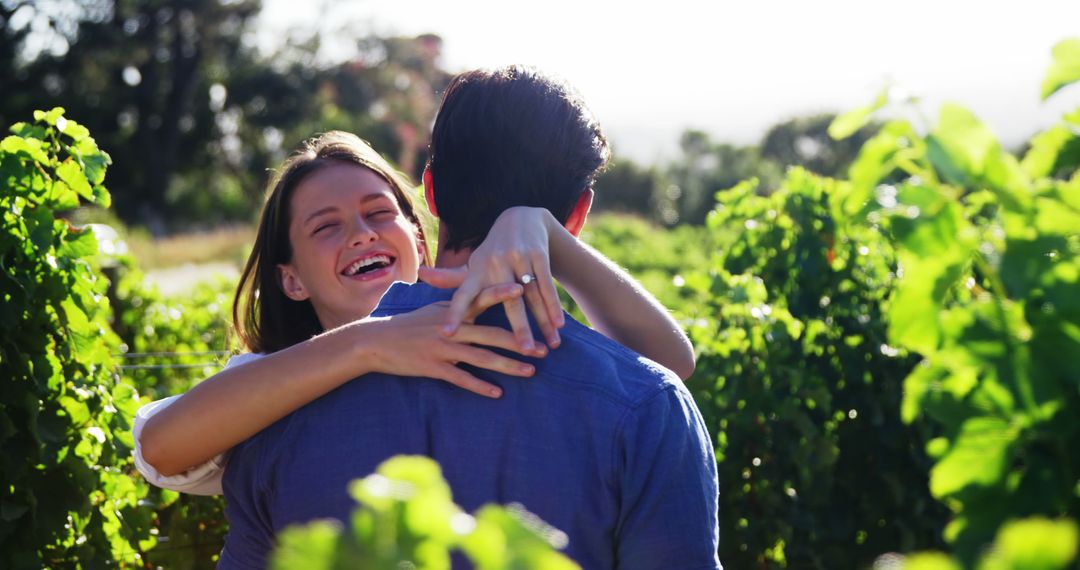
[233,131,431,354]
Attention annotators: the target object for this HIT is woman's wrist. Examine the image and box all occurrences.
[548,222,582,286]
[314,317,386,378]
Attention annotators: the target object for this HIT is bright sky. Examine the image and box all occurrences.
[259,0,1080,164]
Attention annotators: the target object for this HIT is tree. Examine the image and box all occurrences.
[761,113,877,179]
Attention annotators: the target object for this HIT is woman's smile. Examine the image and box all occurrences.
[278,162,423,330]
[340,252,397,281]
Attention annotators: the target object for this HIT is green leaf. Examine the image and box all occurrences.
[887,189,971,354]
[901,552,962,570]
[0,135,50,165]
[844,120,920,217]
[111,382,141,419]
[56,160,93,201]
[928,104,1029,211]
[60,119,91,142]
[830,91,887,141]
[927,104,997,183]
[49,180,80,211]
[1021,125,1077,178]
[271,520,343,570]
[43,107,66,126]
[930,417,1018,498]
[25,205,55,251]
[1034,196,1080,236]
[73,138,110,186]
[58,226,99,260]
[1042,38,1080,100]
[9,122,47,140]
[1065,107,1080,127]
[60,396,91,425]
[985,518,1079,569]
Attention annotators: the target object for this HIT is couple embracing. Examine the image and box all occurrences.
[133,66,721,569]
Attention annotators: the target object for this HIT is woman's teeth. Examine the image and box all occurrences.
[343,255,391,276]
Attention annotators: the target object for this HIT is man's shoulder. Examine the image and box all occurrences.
[531,314,685,410]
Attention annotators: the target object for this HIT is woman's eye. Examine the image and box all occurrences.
[369,209,395,219]
[313,223,338,235]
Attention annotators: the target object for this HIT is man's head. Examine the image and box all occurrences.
[425,65,610,253]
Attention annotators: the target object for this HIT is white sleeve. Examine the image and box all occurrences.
[131,352,265,496]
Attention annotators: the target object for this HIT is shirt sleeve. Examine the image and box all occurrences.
[613,384,722,570]
[131,352,265,496]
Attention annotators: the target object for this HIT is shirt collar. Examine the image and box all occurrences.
[376,281,455,311]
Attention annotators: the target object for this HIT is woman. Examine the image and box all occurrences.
[133,131,693,495]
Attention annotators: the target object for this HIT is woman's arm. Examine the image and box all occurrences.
[422,207,695,380]
[548,223,696,380]
[138,285,544,479]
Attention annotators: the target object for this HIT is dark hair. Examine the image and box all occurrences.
[427,65,610,251]
[233,131,431,354]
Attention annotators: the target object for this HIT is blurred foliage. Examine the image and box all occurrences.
[272,456,578,570]
[0,108,156,567]
[822,36,1080,564]
[111,260,236,568]
[578,212,710,311]
[684,167,948,569]
[879,518,1078,570]
[2,1,449,230]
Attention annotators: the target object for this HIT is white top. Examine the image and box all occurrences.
[132,352,265,496]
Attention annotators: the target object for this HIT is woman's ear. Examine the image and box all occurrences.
[423,165,438,218]
[564,189,594,237]
[277,264,310,301]
[416,229,428,265]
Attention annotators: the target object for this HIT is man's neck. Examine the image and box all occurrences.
[433,223,473,268]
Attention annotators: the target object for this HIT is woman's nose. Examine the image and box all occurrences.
[348,218,378,246]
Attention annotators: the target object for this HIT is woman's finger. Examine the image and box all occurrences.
[418,265,468,289]
[531,250,565,331]
[520,276,558,349]
[464,283,524,322]
[446,343,535,378]
[443,278,483,335]
[431,363,504,399]
[452,324,547,358]
[501,293,535,351]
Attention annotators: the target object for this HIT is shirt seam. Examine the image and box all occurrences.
[608,383,679,507]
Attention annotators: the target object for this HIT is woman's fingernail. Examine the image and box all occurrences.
[490,388,503,398]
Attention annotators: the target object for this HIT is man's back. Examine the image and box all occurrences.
[221,283,719,569]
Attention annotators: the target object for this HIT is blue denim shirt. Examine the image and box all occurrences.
[220,282,720,569]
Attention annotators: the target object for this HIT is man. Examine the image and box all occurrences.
[221,66,720,569]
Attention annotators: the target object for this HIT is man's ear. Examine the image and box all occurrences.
[277,264,310,301]
[423,165,438,218]
[564,188,594,237]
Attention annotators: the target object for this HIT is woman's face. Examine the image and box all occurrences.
[277,162,423,330]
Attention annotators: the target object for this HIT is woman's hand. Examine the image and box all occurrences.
[356,282,548,398]
[419,207,565,352]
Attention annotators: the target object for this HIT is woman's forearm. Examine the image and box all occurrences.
[139,324,378,477]
[549,223,696,380]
